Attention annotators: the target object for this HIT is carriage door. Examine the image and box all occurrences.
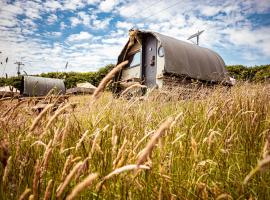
[143,35,157,87]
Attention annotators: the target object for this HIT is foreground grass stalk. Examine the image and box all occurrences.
[18,188,31,200]
[56,161,83,198]
[2,156,12,186]
[137,117,174,166]
[66,173,98,200]
[29,104,54,132]
[93,60,128,100]
[0,83,270,199]
[43,179,53,200]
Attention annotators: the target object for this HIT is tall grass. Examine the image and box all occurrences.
[0,83,270,199]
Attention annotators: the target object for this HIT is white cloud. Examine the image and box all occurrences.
[60,22,67,30]
[50,32,62,37]
[86,0,100,4]
[63,0,84,10]
[70,17,81,27]
[44,0,62,11]
[67,31,93,42]
[47,14,58,24]
[92,17,112,29]
[0,0,270,77]
[0,18,18,28]
[200,5,222,16]
[22,1,43,19]
[0,2,24,16]
[116,21,134,30]
[69,12,95,27]
[223,27,270,56]
[78,12,91,26]
[99,0,119,12]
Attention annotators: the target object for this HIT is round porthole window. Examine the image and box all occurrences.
[158,46,164,57]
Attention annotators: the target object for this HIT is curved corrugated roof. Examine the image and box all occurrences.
[23,76,65,96]
[150,32,228,81]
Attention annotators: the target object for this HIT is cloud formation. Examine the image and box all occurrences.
[0,0,269,77]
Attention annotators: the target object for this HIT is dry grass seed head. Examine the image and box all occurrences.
[2,156,12,185]
[120,83,147,96]
[1,99,27,118]
[111,125,118,160]
[60,116,71,151]
[216,193,233,200]
[90,128,101,156]
[137,117,174,166]
[103,164,150,181]
[18,188,31,200]
[42,140,53,173]
[52,126,62,146]
[66,173,99,200]
[262,132,270,158]
[43,179,53,200]
[61,155,74,181]
[191,137,198,159]
[33,159,41,200]
[31,141,47,148]
[92,60,128,100]
[29,104,54,132]
[243,156,270,184]
[133,130,155,154]
[170,112,183,129]
[113,137,128,169]
[76,130,89,151]
[46,103,76,129]
[0,139,9,168]
[56,161,83,198]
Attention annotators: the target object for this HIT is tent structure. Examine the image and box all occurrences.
[0,85,20,97]
[114,29,232,92]
[66,82,96,94]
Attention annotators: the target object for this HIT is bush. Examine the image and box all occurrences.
[1,64,269,90]
[0,64,115,89]
[226,64,270,82]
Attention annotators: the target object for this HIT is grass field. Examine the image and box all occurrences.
[0,83,270,200]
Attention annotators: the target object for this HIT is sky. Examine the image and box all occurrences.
[0,0,270,77]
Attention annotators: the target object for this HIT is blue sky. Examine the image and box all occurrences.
[0,0,270,77]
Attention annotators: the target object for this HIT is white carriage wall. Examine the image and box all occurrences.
[156,40,165,88]
[121,65,141,80]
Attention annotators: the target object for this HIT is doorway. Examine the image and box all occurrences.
[142,35,157,87]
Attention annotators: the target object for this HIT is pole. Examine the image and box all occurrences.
[14,61,24,76]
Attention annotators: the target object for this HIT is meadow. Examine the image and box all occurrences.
[0,82,270,200]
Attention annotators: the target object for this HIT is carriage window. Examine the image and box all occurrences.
[158,46,164,57]
[128,51,141,68]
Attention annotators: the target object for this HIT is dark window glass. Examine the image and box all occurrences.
[128,51,141,67]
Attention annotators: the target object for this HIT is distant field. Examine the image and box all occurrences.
[0,83,270,199]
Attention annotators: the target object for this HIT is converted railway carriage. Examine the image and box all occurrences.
[114,29,231,92]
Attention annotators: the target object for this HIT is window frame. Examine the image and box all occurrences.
[158,46,164,57]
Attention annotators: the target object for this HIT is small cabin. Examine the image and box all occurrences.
[114,29,231,92]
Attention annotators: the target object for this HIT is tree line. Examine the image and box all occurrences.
[0,64,269,90]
